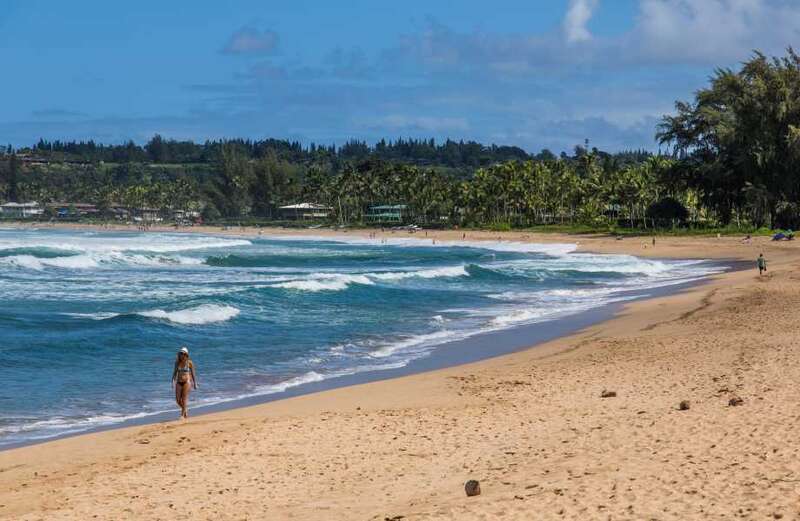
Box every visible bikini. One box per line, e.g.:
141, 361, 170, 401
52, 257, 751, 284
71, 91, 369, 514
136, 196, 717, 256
176, 364, 191, 385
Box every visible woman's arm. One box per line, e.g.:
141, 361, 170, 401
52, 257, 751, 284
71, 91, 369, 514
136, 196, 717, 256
171, 362, 177, 384
190, 362, 198, 389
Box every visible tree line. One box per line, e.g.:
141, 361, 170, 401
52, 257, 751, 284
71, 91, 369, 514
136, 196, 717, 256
2, 49, 800, 230
0, 146, 688, 228
13, 136, 536, 173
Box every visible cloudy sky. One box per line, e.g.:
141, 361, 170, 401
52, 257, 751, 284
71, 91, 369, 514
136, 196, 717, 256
1, 0, 798, 152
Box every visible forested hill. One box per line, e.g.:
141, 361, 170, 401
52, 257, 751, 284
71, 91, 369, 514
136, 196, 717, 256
12, 137, 538, 170
3, 49, 800, 231
10, 136, 650, 173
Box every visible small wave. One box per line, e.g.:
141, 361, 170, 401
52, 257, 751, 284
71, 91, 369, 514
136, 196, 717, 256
115, 253, 204, 267
230, 361, 408, 401
543, 254, 675, 275
370, 265, 468, 281
488, 287, 615, 301
370, 329, 467, 358
272, 274, 375, 292
252, 371, 326, 393
0, 234, 251, 254
0, 411, 157, 438
491, 308, 551, 327
205, 249, 383, 267
0, 251, 204, 270
62, 304, 240, 325
270, 266, 468, 292
138, 304, 240, 325
0, 254, 47, 270
63, 312, 122, 320
0, 254, 101, 270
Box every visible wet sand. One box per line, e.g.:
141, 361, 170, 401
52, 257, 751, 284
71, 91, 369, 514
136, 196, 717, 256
1, 226, 796, 520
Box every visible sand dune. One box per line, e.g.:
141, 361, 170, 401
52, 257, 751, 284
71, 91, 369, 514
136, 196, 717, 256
1, 230, 796, 520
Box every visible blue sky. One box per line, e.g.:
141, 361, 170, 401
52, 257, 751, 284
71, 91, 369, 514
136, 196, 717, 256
1, 0, 798, 152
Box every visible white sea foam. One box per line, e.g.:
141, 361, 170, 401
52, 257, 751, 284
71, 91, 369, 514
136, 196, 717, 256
63, 304, 240, 324
272, 274, 375, 292
232, 362, 408, 401
0, 254, 102, 270
370, 265, 468, 281
253, 371, 326, 393
0, 251, 206, 271
0, 411, 156, 437
490, 308, 550, 327
270, 265, 468, 292
369, 329, 469, 358
138, 304, 240, 325
0, 233, 251, 254
0, 254, 47, 270
113, 253, 204, 266
42, 255, 101, 269
257, 233, 578, 256
63, 311, 122, 320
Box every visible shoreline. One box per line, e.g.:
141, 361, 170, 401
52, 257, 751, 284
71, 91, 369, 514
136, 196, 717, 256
2, 224, 793, 519
0, 222, 737, 449
4, 219, 767, 260
0, 266, 733, 451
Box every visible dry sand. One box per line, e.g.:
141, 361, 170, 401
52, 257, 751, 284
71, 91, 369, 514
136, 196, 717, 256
1, 226, 797, 520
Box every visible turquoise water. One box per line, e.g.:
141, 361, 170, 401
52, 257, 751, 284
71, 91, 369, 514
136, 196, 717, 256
0, 228, 722, 445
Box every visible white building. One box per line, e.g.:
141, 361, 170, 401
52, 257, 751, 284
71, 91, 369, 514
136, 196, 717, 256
0, 202, 44, 218
279, 203, 332, 220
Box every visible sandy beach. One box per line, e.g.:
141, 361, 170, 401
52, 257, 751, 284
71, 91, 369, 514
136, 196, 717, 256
1, 226, 797, 520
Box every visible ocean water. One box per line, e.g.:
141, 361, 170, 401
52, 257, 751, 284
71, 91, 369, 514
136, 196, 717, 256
0, 228, 723, 446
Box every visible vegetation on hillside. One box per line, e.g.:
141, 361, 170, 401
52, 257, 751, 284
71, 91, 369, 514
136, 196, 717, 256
2, 50, 800, 231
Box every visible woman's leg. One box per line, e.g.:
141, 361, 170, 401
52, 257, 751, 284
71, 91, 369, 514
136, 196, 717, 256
175, 382, 183, 408
180, 382, 191, 418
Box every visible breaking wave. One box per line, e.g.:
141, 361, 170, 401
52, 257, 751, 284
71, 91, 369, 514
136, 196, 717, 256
269, 265, 470, 292
65, 304, 240, 325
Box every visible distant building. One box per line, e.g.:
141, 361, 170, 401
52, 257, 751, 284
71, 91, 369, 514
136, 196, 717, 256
105, 206, 127, 220
45, 202, 99, 218
132, 208, 162, 222
173, 209, 202, 223
278, 203, 332, 220
366, 204, 408, 224
0, 202, 44, 218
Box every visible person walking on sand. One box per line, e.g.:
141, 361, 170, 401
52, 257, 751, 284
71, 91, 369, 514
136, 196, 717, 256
171, 347, 197, 419
757, 253, 767, 275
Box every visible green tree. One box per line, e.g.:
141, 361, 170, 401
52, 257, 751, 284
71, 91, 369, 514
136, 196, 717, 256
658, 48, 800, 227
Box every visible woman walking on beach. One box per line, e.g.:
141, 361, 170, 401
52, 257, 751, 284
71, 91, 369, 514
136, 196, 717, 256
172, 347, 197, 419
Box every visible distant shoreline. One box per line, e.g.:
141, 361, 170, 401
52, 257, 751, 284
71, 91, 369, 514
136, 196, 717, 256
2, 219, 760, 260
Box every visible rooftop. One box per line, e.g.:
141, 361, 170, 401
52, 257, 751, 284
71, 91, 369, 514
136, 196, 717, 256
279, 203, 332, 210
1, 202, 41, 208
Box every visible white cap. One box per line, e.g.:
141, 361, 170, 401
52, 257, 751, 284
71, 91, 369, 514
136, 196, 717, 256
179, 347, 189, 354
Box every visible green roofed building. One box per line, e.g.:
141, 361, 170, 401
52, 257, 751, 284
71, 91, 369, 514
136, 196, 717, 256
366, 204, 408, 224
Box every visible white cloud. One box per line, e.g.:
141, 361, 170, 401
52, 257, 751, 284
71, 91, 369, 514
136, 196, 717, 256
633, 0, 800, 63
222, 26, 279, 55
361, 115, 470, 133
391, 0, 800, 74
564, 0, 599, 43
